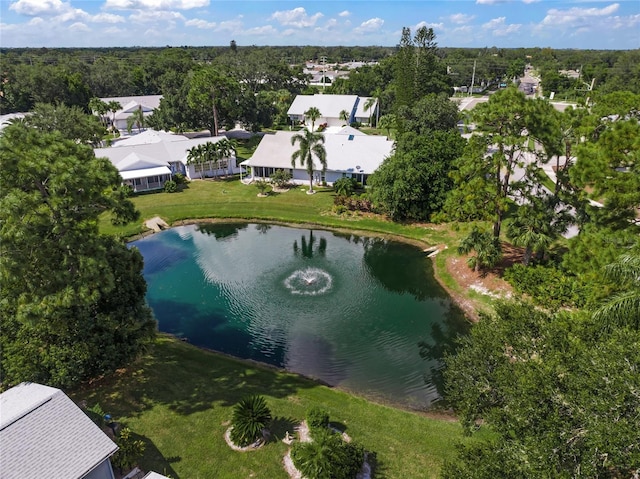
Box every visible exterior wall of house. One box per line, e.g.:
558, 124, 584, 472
124, 174, 171, 192
185, 156, 241, 180
82, 458, 116, 479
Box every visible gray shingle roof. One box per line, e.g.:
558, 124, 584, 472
0, 383, 118, 479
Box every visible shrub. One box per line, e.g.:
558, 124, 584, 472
271, 169, 292, 188
306, 406, 330, 430
333, 194, 372, 213
85, 403, 105, 428
112, 427, 146, 473
255, 180, 270, 195
163, 180, 177, 193
173, 172, 186, 185
333, 177, 358, 197
504, 264, 587, 309
292, 429, 365, 479
230, 395, 272, 447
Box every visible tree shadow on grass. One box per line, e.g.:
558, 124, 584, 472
269, 416, 298, 442
73, 298, 318, 419
119, 432, 180, 479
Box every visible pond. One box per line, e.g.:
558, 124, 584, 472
132, 223, 469, 409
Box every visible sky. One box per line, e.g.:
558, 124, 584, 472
0, 0, 638, 50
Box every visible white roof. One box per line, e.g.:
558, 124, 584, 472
100, 95, 162, 110
112, 130, 186, 147
95, 130, 230, 173
0, 382, 118, 479
287, 94, 359, 119
120, 165, 172, 180
243, 130, 394, 175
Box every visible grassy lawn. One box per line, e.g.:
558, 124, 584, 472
72, 335, 490, 479
101, 179, 458, 249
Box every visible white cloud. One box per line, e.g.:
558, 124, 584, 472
415, 21, 444, 30
476, 0, 510, 4
69, 22, 90, 32
338, 10, 350, 17
245, 25, 278, 36
483, 17, 521, 35
9, 0, 66, 16
354, 17, 384, 34
104, 0, 209, 9
522, 0, 539, 3
91, 13, 126, 23
270, 7, 323, 28
215, 19, 243, 32
449, 13, 475, 24
53, 8, 89, 23
27, 17, 44, 26
541, 3, 620, 26
185, 18, 216, 28
130, 10, 185, 23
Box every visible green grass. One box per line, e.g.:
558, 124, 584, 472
101, 179, 457, 248
71, 335, 490, 479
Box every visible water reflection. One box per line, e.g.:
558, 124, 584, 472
293, 230, 327, 258
363, 238, 446, 301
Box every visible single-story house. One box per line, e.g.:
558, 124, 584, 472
241, 126, 394, 186
95, 130, 241, 192
0, 382, 118, 479
287, 94, 379, 129
100, 95, 162, 134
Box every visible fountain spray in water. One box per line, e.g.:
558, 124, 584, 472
284, 267, 332, 295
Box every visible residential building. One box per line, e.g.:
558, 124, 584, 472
99, 95, 162, 134
287, 94, 379, 130
241, 126, 393, 186
95, 130, 241, 192
0, 382, 118, 479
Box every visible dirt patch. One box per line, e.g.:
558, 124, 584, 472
444, 242, 520, 321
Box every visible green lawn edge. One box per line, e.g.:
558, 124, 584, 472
71, 335, 490, 479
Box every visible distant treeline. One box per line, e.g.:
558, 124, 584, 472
1, 45, 638, 114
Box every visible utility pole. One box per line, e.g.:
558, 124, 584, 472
469, 59, 477, 97
320, 56, 327, 90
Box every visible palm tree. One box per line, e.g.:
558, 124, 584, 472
187, 144, 206, 179
89, 97, 109, 129
364, 97, 377, 127
339, 109, 350, 125
216, 138, 236, 175
377, 114, 395, 138
107, 100, 121, 135
230, 395, 272, 447
126, 105, 145, 133
458, 226, 502, 273
291, 129, 327, 194
304, 106, 321, 131
594, 250, 640, 331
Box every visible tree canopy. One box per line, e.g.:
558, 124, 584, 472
0, 122, 156, 388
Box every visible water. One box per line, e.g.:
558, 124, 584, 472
132, 223, 468, 409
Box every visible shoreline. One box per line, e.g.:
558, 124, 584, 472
131, 217, 477, 420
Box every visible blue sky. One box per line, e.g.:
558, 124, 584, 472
1, 0, 638, 49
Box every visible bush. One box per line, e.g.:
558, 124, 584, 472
306, 406, 330, 430
333, 194, 372, 213
173, 172, 186, 185
504, 264, 587, 309
270, 169, 292, 188
163, 180, 177, 193
292, 429, 365, 479
112, 427, 145, 473
333, 177, 359, 197
230, 395, 272, 447
255, 179, 270, 195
